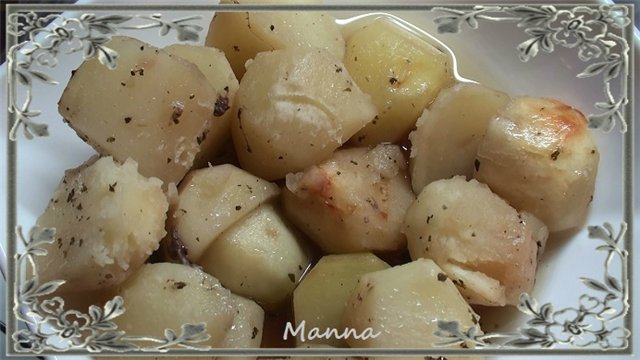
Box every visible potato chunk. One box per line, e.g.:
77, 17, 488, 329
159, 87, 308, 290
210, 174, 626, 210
113, 263, 236, 347
218, 294, 264, 357
164, 44, 239, 167
342, 259, 480, 348
474, 97, 599, 232
283, 144, 415, 253
199, 203, 310, 309
205, 0, 344, 78
403, 176, 548, 306
59, 36, 221, 186
34, 156, 167, 293
345, 17, 454, 145
409, 83, 509, 193
170, 164, 280, 261
293, 253, 389, 346
232, 48, 376, 180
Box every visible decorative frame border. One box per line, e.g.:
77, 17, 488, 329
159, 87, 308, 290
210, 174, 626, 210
4, 3, 635, 357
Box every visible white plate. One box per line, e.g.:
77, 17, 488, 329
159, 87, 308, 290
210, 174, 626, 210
1, 1, 638, 359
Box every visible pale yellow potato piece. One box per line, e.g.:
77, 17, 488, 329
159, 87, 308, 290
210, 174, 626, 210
283, 144, 415, 253
409, 82, 510, 193
113, 263, 235, 348
170, 164, 280, 261
438, 263, 506, 307
475, 97, 599, 232
164, 44, 239, 168
342, 259, 480, 348
293, 253, 389, 347
199, 203, 310, 310
205, 0, 344, 78
345, 17, 454, 145
59, 36, 219, 186
35, 156, 167, 293
403, 176, 548, 306
216, 294, 264, 360
232, 48, 376, 180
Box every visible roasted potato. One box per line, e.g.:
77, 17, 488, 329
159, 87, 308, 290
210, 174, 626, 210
34, 156, 167, 293
293, 253, 389, 346
409, 82, 509, 193
163, 44, 239, 168
342, 259, 480, 348
283, 144, 415, 253
404, 176, 549, 306
217, 293, 264, 359
345, 17, 454, 145
231, 48, 376, 180
113, 263, 236, 348
59, 36, 220, 186
169, 164, 280, 261
39, 7, 603, 355
199, 203, 310, 309
474, 97, 599, 232
205, 0, 344, 78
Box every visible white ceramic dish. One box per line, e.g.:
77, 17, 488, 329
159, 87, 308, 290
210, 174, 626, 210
1, 1, 638, 359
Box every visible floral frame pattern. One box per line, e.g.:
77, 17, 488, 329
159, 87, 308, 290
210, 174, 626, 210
4, 3, 635, 357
